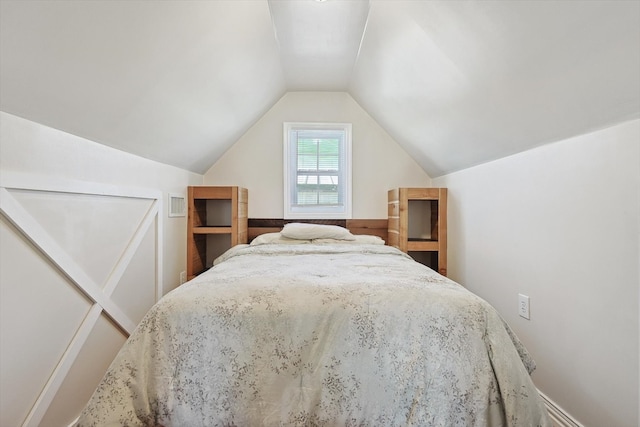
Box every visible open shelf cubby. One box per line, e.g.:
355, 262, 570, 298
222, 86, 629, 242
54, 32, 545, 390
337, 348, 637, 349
187, 186, 247, 280
388, 188, 447, 276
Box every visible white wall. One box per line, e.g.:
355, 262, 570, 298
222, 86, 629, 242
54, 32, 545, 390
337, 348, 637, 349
0, 112, 202, 426
203, 91, 431, 218
432, 119, 640, 427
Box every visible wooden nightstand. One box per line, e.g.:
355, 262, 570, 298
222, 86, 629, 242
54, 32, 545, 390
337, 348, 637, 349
388, 187, 447, 276
187, 186, 248, 280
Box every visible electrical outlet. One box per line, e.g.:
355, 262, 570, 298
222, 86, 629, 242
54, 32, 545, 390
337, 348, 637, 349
180, 271, 187, 284
518, 294, 530, 320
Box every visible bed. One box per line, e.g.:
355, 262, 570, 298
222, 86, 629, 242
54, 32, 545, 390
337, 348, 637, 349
77, 224, 551, 426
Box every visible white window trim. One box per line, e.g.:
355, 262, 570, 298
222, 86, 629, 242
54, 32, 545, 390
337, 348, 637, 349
283, 122, 352, 219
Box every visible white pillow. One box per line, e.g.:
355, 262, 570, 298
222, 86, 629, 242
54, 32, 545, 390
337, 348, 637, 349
313, 235, 385, 245
250, 232, 311, 246
281, 223, 356, 240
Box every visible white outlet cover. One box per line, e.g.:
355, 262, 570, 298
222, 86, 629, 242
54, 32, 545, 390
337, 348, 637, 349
518, 294, 530, 320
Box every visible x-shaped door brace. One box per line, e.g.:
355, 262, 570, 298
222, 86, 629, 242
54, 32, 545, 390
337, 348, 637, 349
0, 173, 163, 427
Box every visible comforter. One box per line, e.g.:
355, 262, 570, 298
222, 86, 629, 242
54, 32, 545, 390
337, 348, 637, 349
77, 244, 551, 426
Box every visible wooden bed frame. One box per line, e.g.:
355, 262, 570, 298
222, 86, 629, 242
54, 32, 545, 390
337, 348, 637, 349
247, 218, 389, 243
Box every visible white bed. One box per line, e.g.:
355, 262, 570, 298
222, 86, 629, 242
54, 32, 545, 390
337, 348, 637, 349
77, 232, 551, 426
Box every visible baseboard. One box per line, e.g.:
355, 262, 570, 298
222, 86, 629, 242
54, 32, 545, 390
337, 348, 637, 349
539, 390, 584, 427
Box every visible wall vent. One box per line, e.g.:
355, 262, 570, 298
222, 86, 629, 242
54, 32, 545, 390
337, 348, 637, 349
168, 193, 186, 217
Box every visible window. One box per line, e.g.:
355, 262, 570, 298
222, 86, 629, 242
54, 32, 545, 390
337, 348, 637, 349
284, 122, 352, 219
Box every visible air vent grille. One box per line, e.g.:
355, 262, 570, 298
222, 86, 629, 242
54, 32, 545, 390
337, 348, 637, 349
168, 193, 186, 217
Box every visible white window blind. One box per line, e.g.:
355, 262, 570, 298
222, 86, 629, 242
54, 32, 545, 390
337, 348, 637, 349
284, 123, 352, 219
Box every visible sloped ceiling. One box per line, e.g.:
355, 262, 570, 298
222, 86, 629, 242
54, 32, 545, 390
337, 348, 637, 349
1, 0, 638, 177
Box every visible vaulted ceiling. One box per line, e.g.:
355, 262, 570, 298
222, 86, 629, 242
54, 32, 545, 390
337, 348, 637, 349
1, 0, 638, 177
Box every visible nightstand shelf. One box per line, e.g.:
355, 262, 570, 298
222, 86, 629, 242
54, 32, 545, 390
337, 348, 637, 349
388, 188, 447, 276
187, 186, 248, 280
192, 226, 235, 234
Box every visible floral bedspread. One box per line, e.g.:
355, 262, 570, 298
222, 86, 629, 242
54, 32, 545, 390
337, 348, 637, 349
77, 244, 551, 427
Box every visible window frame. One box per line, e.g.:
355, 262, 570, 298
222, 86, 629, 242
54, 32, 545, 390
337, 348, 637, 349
283, 122, 352, 219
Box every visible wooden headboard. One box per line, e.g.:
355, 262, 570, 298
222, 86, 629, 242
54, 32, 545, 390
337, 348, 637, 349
248, 219, 388, 243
